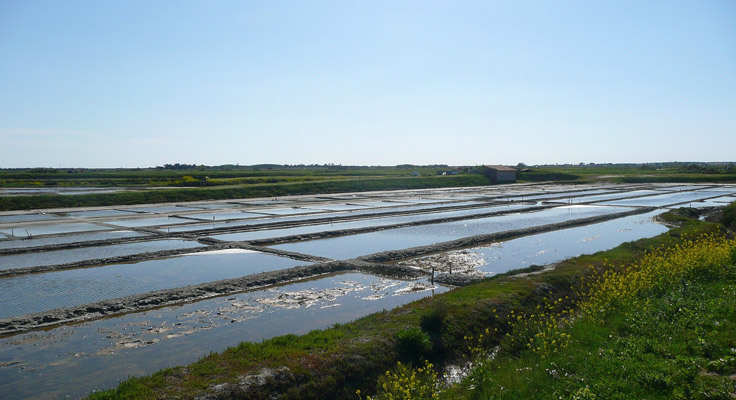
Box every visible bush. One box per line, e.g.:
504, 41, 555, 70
395, 328, 432, 362
419, 303, 446, 334
722, 202, 736, 230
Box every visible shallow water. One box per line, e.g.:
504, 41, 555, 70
559, 190, 663, 204
183, 211, 268, 221
0, 230, 147, 250
58, 209, 139, 218
651, 185, 716, 191
187, 203, 248, 210
104, 216, 193, 228
503, 188, 613, 202
668, 196, 736, 208
0, 239, 204, 270
0, 223, 109, 237
271, 205, 622, 260
0, 273, 446, 400
389, 198, 447, 204
303, 203, 375, 211
0, 250, 304, 319
164, 201, 501, 233
0, 213, 64, 224
405, 210, 668, 275
600, 191, 723, 207
247, 207, 325, 216
210, 204, 528, 242
119, 205, 203, 214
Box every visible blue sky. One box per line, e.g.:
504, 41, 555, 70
1, 1, 734, 167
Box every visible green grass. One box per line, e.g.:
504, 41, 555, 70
85, 208, 731, 399
518, 166, 736, 184
445, 262, 736, 400
0, 174, 491, 211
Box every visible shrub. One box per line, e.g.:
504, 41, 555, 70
723, 202, 736, 230
395, 328, 432, 362
419, 303, 446, 334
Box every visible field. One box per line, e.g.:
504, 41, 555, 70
2, 163, 735, 211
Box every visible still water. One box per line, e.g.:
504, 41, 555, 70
271, 205, 621, 260
0, 250, 304, 319
0, 239, 204, 270
0, 273, 445, 399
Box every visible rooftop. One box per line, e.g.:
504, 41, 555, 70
483, 165, 517, 172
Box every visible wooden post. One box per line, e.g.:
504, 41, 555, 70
431, 266, 435, 285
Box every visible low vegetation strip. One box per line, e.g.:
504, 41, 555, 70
370, 232, 736, 399
85, 207, 732, 399
0, 175, 491, 211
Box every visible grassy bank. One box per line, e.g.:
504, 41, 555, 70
447, 240, 736, 399
0, 175, 490, 211
87, 208, 731, 399
518, 166, 736, 184
0, 166, 455, 188
371, 226, 736, 399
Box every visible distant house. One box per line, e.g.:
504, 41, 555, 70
436, 169, 460, 176
410, 171, 420, 176
482, 165, 517, 183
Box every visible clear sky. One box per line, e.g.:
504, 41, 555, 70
1, 1, 734, 168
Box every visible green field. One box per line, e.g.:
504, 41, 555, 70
2, 163, 735, 211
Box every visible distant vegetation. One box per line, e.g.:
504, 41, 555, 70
519, 162, 736, 184
2, 162, 735, 211
0, 175, 490, 211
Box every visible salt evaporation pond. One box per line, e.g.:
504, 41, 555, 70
104, 216, 194, 228
0, 239, 204, 270
405, 210, 668, 275
184, 211, 268, 221
0, 273, 445, 400
188, 203, 248, 210
165, 201, 509, 233
0, 213, 64, 223
600, 191, 724, 207
271, 205, 622, 260
209, 204, 529, 242
555, 189, 663, 204
120, 205, 202, 214
651, 185, 716, 191
0, 230, 148, 250
0, 184, 729, 399
59, 209, 138, 218
303, 203, 375, 211
667, 196, 736, 208
0, 222, 109, 237
503, 188, 613, 201
248, 207, 324, 216
0, 250, 304, 319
